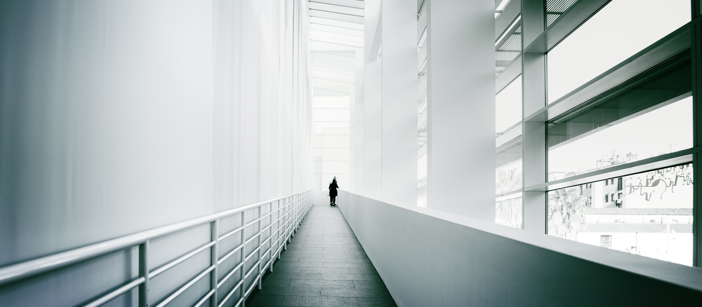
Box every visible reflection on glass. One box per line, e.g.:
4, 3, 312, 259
547, 0, 690, 103
496, 197, 522, 229
548, 96, 692, 181
495, 75, 522, 133
548, 164, 693, 266
496, 160, 522, 194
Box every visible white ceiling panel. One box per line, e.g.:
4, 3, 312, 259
310, 0, 364, 9
309, 17, 364, 30
310, 24, 363, 37
309, 10, 364, 24
309, 2, 364, 16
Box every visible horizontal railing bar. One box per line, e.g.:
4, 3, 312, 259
217, 262, 244, 289
244, 260, 259, 280
260, 236, 272, 249
261, 223, 275, 235
244, 233, 261, 246
217, 244, 244, 266
150, 241, 215, 278
218, 279, 244, 307
244, 246, 261, 263
84, 277, 145, 307
244, 219, 260, 229
218, 225, 244, 242
193, 289, 215, 307
155, 265, 215, 307
0, 190, 311, 287
244, 279, 258, 298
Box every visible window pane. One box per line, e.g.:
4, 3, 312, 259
547, 164, 693, 266
417, 154, 427, 181
314, 122, 349, 134
496, 197, 522, 229
549, 96, 692, 181
548, 58, 692, 181
495, 75, 522, 133
496, 139, 522, 194
496, 160, 522, 194
495, 23, 522, 77
314, 96, 350, 109
314, 109, 349, 121
547, 0, 690, 104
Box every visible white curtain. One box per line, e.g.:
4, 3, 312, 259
213, 0, 312, 211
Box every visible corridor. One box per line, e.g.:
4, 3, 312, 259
246, 193, 396, 307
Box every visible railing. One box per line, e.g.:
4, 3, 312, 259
0, 190, 313, 307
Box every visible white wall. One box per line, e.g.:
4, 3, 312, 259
426, 0, 496, 220
338, 190, 702, 306
0, 0, 311, 305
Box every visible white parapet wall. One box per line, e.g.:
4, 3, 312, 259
337, 190, 702, 306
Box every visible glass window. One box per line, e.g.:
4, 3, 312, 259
496, 139, 522, 194
547, 0, 690, 104
496, 160, 522, 194
314, 109, 349, 122
548, 164, 693, 266
495, 75, 522, 133
495, 24, 522, 77
496, 197, 523, 229
548, 56, 692, 181
549, 95, 692, 181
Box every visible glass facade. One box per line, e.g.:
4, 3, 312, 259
548, 164, 693, 266
493, 0, 699, 265
547, 0, 690, 104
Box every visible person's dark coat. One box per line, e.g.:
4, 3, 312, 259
329, 180, 339, 197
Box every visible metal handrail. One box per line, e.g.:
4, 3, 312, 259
0, 189, 314, 307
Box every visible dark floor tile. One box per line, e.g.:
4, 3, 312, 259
247, 198, 396, 307
289, 279, 354, 289
247, 294, 284, 307
321, 288, 392, 298
356, 296, 398, 307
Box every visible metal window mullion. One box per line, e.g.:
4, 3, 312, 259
691, 0, 702, 267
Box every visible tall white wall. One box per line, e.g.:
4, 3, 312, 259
379, 0, 418, 206
426, 0, 495, 220
363, 0, 383, 198
0, 0, 311, 305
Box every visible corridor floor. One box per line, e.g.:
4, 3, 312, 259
245, 192, 397, 307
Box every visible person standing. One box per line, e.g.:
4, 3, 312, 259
329, 176, 339, 206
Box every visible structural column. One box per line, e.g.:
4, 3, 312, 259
521, 0, 547, 234
379, 0, 418, 206
363, 0, 382, 198
426, 0, 495, 220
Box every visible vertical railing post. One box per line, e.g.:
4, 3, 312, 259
285, 198, 290, 248
139, 240, 149, 307
277, 199, 283, 260
241, 210, 246, 306
270, 201, 275, 273
257, 205, 262, 290
210, 219, 219, 307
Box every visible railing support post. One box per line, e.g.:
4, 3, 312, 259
241, 210, 246, 306
139, 240, 149, 307
257, 206, 262, 291
210, 220, 219, 307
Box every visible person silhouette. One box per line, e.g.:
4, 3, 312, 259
329, 176, 339, 206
